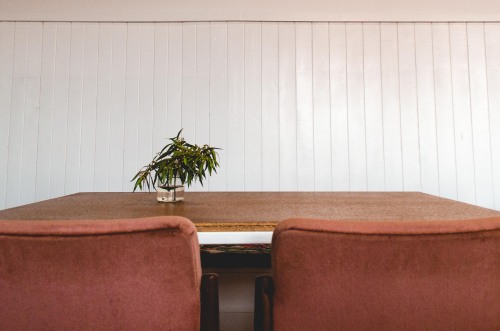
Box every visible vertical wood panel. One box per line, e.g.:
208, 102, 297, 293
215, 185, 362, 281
152, 24, 168, 159
182, 23, 197, 143
0, 23, 15, 209
79, 23, 99, 192
136, 23, 155, 176
278, 22, 297, 191
261, 22, 280, 191
244, 22, 262, 191
432, 23, 458, 199
6, 23, 28, 207
380, 23, 403, 191
209, 22, 228, 190
485, 23, 500, 210
108, 23, 127, 191
345, 23, 367, 190
35, 23, 57, 201
122, 24, 141, 191
49, 23, 71, 198
296, 23, 315, 191
449, 23, 476, 204
398, 23, 421, 191
414, 23, 440, 195
312, 23, 332, 191
166, 23, 183, 138
194, 22, 210, 146
19, 23, 42, 205
363, 23, 385, 190
194, 22, 210, 191
329, 23, 350, 190
94, 23, 113, 191
467, 23, 495, 208
64, 23, 85, 195
226, 22, 245, 190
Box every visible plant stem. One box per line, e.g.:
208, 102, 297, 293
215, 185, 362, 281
173, 176, 177, 201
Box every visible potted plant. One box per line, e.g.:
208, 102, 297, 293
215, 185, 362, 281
132, 129, 220, 202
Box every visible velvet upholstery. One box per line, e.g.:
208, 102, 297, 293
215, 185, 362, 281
263, 217, 500, 331
0, 216, 207, 331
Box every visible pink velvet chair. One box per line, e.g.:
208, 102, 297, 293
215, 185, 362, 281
0, 216, 219, 331
254, 217, 500, 331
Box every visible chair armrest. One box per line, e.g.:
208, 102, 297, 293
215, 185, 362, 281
254, 274, 274, 331
201, 273, 220, 331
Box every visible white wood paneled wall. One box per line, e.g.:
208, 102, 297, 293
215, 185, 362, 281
1, 22, 499, 210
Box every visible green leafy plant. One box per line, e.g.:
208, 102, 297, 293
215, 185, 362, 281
132, 129, 220, 192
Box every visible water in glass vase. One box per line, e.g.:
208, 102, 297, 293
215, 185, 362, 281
156, 179, 185, 203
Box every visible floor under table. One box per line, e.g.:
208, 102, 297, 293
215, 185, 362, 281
201, 245, 271, 331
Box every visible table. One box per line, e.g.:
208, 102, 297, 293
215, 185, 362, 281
1, 192, 499, 244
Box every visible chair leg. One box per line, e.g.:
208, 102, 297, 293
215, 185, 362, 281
254, 274, 274, 331
201, 273, 220, 331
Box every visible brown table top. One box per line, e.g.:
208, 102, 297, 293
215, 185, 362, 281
0, 192, 499, 232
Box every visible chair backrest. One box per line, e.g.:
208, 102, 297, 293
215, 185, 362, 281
271, 217, 500, 331
0, 216, 202, 331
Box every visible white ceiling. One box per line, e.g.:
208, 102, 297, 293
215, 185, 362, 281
0, 0, 499, 21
